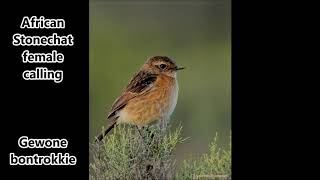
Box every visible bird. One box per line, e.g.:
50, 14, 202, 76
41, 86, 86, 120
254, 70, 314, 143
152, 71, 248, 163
95, 56, 184, 142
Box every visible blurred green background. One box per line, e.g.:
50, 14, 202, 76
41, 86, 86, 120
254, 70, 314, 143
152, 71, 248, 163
90, 0, 230, 164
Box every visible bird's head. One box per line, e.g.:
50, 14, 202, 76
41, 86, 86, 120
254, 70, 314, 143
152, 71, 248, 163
142, 56, 184, 77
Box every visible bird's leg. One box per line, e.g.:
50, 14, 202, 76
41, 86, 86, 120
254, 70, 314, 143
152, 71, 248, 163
136, 126, 144, 138
136, 126, 147, 146
159, 116, 168, 131
155, 117, 168, 145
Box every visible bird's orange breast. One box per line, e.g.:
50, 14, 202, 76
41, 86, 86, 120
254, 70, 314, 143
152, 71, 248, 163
118, 74, 178, 128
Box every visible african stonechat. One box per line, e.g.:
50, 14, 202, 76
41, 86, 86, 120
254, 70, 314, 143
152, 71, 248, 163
96, 56, 184, 142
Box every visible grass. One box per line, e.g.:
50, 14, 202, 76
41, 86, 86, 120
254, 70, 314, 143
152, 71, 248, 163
176, 133, 231, 180
89, 125, 231, 180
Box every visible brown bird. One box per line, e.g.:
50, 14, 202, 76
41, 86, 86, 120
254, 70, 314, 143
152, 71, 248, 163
95, 56, 184, 142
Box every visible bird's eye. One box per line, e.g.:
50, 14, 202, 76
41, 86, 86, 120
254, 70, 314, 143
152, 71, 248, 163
159, 64, 167, 69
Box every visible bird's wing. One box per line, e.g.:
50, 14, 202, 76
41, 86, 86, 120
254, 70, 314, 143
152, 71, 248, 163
107, 71, 157, 120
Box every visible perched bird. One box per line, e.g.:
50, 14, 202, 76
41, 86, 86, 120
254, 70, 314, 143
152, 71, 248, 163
95, 56, 184, 142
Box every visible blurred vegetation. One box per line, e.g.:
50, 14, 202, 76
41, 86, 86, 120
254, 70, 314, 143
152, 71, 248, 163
176, 133, 231, 180
89, 125, 186, 179
90, 0, 231, 166
89, 125, 231, 179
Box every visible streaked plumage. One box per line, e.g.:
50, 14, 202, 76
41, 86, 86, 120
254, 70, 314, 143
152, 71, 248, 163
96, 56, 184, 142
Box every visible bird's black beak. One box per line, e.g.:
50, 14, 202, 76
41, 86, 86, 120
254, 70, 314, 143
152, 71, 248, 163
175, 66, 185, 71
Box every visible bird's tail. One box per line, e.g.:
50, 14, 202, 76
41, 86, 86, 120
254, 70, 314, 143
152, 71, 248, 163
95, 120, 117, 143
